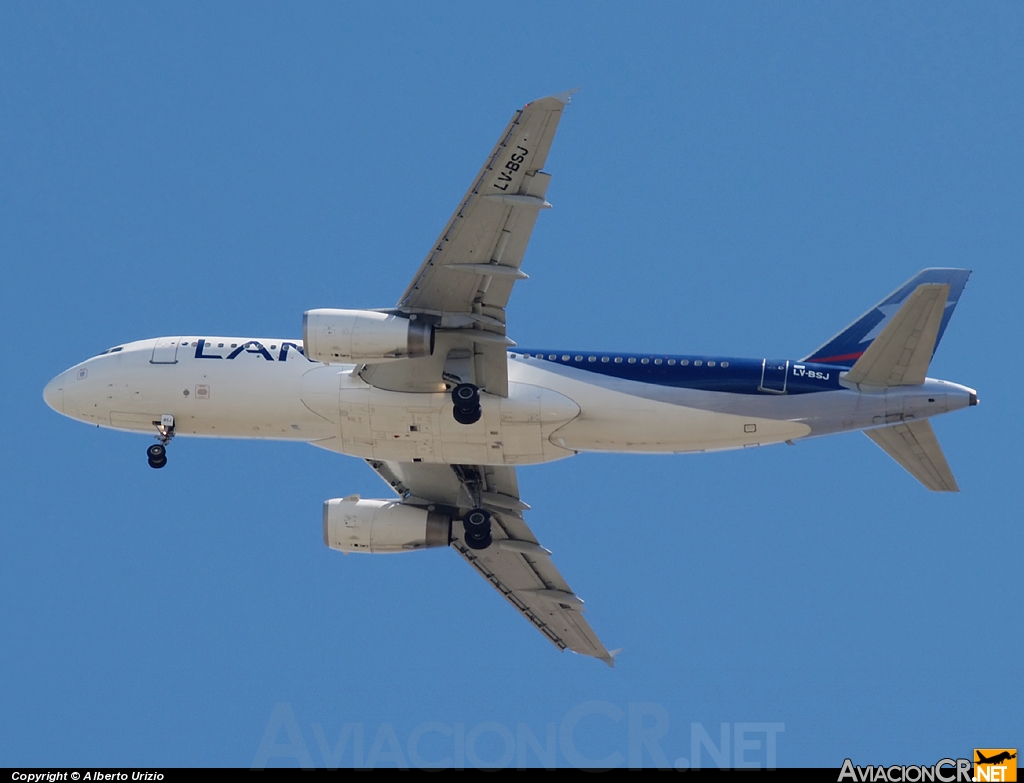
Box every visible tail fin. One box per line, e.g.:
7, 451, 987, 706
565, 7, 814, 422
843, 283, 948, 387
803, 269, 971, 366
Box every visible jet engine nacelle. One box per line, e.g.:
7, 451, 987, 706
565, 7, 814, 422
323, 497, 451, 554
303, 309, 434, 364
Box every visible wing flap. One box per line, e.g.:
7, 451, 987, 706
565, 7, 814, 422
864, 419, 959, 492
365, 459, 615, 664
398, 95, 569, 315
364, 94, 571, 397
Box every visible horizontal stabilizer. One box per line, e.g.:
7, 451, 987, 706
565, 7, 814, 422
843, 284, 949, 388
864, 420, 959, 492
804, 268, 970, 366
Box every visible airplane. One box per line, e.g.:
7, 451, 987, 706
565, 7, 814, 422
43, 91, 978, 666
976, 751, 1016, 765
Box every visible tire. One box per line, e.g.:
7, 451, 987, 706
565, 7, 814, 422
464, 509, 491, 532
452, 405, 481, 425
452, 383, 479, 409
148, 455, 167, 469
465, 531, 492, 550
147, 444, 166, 460
463, 508, 491, 550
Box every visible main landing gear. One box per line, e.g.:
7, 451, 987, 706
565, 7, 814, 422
451, 383, 481, 425
147, 414, 175, 469
463, 508, 492, 550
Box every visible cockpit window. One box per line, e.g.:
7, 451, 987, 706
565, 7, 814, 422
96, 346, 124, 356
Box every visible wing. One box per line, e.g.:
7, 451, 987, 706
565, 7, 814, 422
366, 458, 617, 665
361, 91, 574, 397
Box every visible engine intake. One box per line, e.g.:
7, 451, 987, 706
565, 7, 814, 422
303, 309, 434, 364
323, 497, 451, 554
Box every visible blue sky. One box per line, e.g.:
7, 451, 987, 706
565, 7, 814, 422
2, 1, 1021, 768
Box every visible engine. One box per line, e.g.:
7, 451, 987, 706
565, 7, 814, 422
302, 309, 433, 364
323, 497, 451, 554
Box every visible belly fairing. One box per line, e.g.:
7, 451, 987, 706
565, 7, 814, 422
308, 374, 580, 465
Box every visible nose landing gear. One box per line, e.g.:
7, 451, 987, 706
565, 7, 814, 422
451, 383, 482, 425
148, 414, 175, 469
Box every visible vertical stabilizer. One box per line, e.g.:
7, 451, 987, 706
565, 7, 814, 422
842, 283, 949, 387
804, 269, 970, 367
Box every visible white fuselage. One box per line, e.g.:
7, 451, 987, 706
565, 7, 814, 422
44, 336, 976, 466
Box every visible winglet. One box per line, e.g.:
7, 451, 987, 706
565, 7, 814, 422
526, 88, 579, 109
602, 648, 623, 668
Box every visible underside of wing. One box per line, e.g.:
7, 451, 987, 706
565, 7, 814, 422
365, 458, 617, 665
361, 92, 574, 398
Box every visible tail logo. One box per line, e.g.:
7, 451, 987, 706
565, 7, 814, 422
803, 268, 971, 367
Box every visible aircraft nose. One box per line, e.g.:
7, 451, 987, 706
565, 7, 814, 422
43, 372, 65, 414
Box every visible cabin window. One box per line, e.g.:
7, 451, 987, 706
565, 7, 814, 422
588, 356, 596, 362
668, 359, 676, 365
641, 358, 649, 364
601, 356, 610, 363
627, 357, 636, 364
721, 361, 729, 367
654, 358, 662, 365
694, 360, 702, 366
707, 360, 715, 367
549, 354, 556, 360
680, 359, 689, 366
575, 355, 583, 361
614, 357, 623, 363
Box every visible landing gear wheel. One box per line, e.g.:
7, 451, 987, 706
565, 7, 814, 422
451, 383, 481, 425
463, 508, 492, 550
453, 405, 481, 425
147, 443, 167, 469
452, 383, 480, 408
